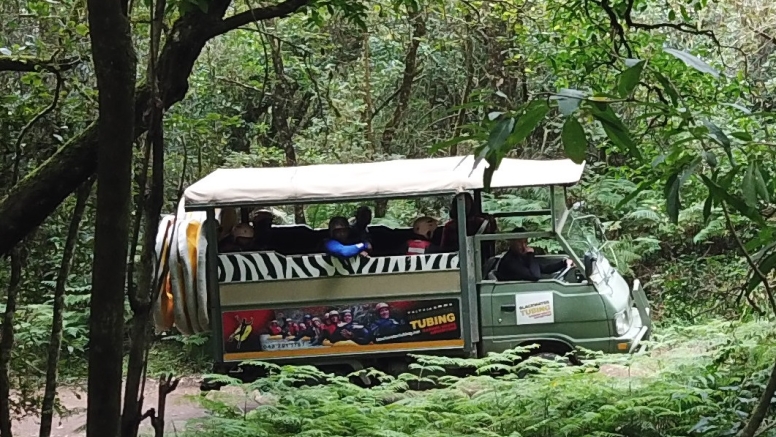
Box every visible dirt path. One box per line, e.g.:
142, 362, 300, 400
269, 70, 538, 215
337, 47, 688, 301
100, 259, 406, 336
12, 377, 212, 437
12, 358, 678, 437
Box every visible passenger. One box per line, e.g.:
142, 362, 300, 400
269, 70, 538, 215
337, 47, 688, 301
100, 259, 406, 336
405, 216, 440, 255
349, 206, 373, 245
293, 315, 316, 341
309, 317, 327, 346
282, 318, 297, 337
368, 302, 402, 339
219, 223, 255, 252
217, 207, 238, 245
332, 309, 370, 345
250, 209, 275, 251
440, 192, 496, 252
268, 320, 282, 336
324, 216, 371, 259
325, 310, 340, 335
495, 227, 574, 282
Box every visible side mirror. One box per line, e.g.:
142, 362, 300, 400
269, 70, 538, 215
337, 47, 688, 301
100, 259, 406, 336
584, 252, 596, 278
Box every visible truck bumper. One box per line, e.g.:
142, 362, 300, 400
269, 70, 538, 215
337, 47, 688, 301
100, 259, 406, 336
615, 279, 653, 354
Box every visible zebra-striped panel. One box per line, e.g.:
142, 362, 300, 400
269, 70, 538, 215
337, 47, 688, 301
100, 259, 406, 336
217, 252, 459, 283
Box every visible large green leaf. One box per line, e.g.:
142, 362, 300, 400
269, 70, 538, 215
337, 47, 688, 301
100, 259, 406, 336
652, 71, 679, 106
590, 105, 643, 161
663, 47, 720, 78
506, 100, 550, 144
561, 117, 587, 163
743, 161, 758, 208
430, 134, 484, 153
701, 175, 765, 225
617, 60, 645, 98
487, 117, 515, 151
475, 117, 515, 169
703, 120, 730, 147
702, 194, 713, 223
553, 88, 587, 117
664, 173, 681, 224
703, 120, 735, 167
754, 162, 770, 203
746, 251, 776, 292
702, 150, 718, 168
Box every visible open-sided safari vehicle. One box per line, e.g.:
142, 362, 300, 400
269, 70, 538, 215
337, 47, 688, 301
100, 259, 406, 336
152, 156, 652, 389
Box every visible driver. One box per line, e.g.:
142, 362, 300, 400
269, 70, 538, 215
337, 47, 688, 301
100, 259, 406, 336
495, 227, 574, 282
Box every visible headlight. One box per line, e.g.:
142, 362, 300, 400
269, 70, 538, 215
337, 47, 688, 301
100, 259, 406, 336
614, 310, 630, 335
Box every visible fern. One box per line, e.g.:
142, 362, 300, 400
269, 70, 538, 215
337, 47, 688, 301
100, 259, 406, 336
183, 320, 776, 437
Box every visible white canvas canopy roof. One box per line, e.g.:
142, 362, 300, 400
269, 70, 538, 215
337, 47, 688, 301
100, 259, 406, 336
183, 155, 585, 209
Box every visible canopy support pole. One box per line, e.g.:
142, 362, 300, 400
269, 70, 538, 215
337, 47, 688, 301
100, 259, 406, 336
205, 208, 223, 363
456, 193, 478, 357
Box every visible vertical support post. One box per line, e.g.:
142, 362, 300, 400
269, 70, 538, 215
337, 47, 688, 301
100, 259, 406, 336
205, 208, 223, 364
456, 192, 478, 356
240, 207, 249, 224
550, 186, 557, 234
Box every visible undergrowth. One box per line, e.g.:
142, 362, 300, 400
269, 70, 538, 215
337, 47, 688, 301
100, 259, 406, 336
183, 320, 776, 437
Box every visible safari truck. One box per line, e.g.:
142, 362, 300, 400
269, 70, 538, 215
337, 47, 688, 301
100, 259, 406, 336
151, 156, 652, 389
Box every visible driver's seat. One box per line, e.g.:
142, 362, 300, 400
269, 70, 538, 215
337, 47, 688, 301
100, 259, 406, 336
482, 254, 504, 280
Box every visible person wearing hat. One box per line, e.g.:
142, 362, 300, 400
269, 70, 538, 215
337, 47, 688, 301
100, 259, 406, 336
334, 309, 371, 345
368, 302, 403, 340
495, 226, 573, 282
293, 314, 317, 341
324, 310, 340, 335
404, 216, 440, 255
219, 223, 255, 252
324, 216, 371, 259
348, 206, 373, 246
251, 209, 276, 251
268, 319, 282, 336
282, 317, 298, 337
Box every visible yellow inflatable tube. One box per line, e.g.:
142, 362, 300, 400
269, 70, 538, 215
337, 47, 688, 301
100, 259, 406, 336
153, 201, 222, 335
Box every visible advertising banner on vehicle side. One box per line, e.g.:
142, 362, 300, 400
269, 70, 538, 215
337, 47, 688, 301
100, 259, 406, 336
221, 298, 463, 360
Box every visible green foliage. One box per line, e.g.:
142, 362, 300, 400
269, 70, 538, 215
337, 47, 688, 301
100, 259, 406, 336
186, 320, 776, 437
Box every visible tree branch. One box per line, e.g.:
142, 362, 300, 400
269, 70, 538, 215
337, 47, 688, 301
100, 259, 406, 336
12, 72, 64, 189
211, 0, 311, 38
0, 56, 81, 73
721, 203, 776, 315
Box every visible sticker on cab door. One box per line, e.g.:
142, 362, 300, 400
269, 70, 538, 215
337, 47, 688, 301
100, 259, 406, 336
516, 292, 555, 325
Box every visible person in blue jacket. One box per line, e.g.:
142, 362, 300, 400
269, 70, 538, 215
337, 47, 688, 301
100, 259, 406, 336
324, 216, 371, 258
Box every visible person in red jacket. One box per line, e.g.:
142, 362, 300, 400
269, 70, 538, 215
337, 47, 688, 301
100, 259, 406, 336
405, 217, 440, 255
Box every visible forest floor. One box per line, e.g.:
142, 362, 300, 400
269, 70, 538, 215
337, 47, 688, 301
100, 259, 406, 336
10, 356, 676, 437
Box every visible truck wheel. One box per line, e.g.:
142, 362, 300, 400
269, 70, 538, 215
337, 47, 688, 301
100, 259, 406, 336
200, 377, 226, 393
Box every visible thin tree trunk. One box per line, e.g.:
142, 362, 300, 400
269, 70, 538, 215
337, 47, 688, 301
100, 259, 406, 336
85, 0, 137, 435
737, 356, 776, 437
121, 0, 167, 433
374, 9, 425, 218
361, 31, 377, 156
39, 178, 94, 437
0, 249, 22, 437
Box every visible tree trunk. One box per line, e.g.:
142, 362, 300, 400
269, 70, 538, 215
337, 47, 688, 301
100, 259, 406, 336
39, 178, 94, 437
0, 0, 312, 257
374, 10, 425, 219
85, 0, 137, 435
121, 0, 167, 432
0, 249, 22, 437
737, 357, 776, 437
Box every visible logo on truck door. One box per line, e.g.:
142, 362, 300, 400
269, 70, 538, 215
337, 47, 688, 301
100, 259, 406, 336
516, 292, 555, 325
220, 298, 463, 360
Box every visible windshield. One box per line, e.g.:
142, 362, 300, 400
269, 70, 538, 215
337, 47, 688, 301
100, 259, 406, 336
561, 211, 605, 260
